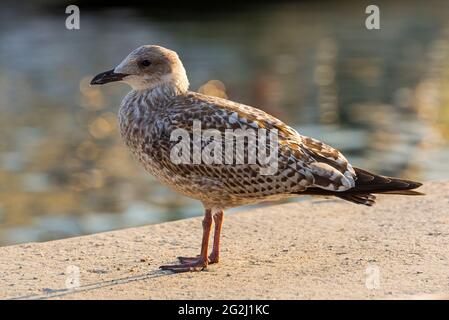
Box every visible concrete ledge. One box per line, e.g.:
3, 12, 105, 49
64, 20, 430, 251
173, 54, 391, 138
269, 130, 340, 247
1, 182, 448, 299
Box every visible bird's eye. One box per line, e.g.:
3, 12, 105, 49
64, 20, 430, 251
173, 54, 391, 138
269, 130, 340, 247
141, 60, 152, 67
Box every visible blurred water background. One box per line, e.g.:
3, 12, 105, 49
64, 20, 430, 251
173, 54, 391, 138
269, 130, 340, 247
1, 0, 449, 246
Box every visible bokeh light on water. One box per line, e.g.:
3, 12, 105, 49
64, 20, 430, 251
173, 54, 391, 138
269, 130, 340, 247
1, 0, 449, 245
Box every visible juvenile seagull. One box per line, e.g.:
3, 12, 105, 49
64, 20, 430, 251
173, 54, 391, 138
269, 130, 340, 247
91, 45, 423, 273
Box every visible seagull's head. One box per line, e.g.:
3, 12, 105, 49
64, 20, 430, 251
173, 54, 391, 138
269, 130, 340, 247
90, 45, 189, 92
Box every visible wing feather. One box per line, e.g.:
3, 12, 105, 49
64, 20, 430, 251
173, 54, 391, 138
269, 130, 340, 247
156, 92, 356, 198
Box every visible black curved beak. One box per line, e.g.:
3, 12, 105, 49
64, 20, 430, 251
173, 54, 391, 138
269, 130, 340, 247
90, 69, 128, 85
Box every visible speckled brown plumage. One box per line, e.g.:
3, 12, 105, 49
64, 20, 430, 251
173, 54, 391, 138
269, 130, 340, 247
118, 89, 359, 209
91, 45, 423, 273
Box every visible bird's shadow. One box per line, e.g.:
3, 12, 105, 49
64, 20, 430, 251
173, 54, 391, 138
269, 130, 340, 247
7, 269, 174, 300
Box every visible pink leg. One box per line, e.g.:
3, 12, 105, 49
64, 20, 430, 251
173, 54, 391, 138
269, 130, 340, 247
160, 209, 212, 273
208, 210, 224, 264
178, 209, 224, 265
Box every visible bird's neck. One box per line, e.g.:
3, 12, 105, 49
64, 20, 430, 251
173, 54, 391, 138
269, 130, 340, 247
128, 83, 182, 109
134, 73, 189, 107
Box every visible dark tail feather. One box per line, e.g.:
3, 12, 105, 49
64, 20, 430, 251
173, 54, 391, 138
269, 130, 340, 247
343, 167, 423, 194
338, 193, 377, 206
380, 190, 424, 196
301, 167, 424, 206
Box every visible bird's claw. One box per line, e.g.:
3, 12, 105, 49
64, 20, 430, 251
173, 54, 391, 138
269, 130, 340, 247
178, 254, 219, 265
208, 253, 219, 264
159, 257, 208, 273
177, 256, 200, 264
